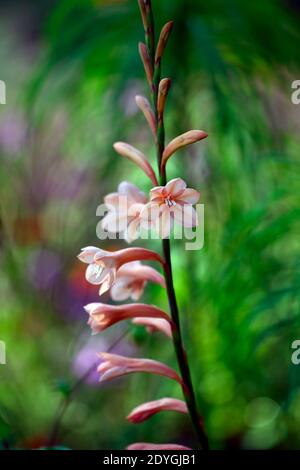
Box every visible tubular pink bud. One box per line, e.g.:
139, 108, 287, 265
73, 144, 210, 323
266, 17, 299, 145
84, 303, 172, 334
155, 21, 174, 64
161, 130, 208, 170
157, 78, 171, 120
127, 398, 188, 424
135, 95, 157, 139
113, 142, 158, 185
97, 353, 183, 386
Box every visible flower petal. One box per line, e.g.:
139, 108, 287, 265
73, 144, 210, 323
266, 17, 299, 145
85, 264, 106, 285
99, 269, 116, 296
177, 188, 200, 205
77, 246, 101, 264
118, 181, 147, 204
110, 277, 133, 301
165, 178, 186, 197
124, 217, 141, 243
159, 207, 172, 238
181, 205, 198, 228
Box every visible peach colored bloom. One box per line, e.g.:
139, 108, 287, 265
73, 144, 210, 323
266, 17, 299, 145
127, 398, 188, 424
84, 303, 172, 334
127, 443, 192, 450
141, 178, 200, 238
132, 317, 172, 338
110, 261, 165, 301
101, 182, 147, 243
78, 246, 164, 296
97, 353, 182, 385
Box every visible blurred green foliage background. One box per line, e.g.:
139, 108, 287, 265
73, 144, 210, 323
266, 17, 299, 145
1, 0, 300, 450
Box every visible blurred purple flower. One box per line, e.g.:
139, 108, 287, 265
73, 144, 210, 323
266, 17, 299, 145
72, 333, 137, 386
0, 111, 27, 155
27, 248, 62, 290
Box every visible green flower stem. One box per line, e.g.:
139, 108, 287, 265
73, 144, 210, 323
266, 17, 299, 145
141, 1, 210, 451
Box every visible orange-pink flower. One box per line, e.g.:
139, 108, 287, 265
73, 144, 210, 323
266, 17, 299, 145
141, 178, 200, 238
132, 317, 172, 338
127, 443, 192, 450
97, 353, 182, 385
110, 261, 165, 301
127, 398, 188, 424
84, 303, 172, 334
78, 246, 164, 296
101, 182, 147, 242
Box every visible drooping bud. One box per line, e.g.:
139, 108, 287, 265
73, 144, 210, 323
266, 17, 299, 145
135, 95, 156, 139
157, 78, 171, 120
113, 142, 158, 185
155, 21, 174, 64
161, 130, 208, 169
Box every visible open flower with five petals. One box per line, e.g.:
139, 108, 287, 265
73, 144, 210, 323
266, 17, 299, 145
141, 178, 200, 238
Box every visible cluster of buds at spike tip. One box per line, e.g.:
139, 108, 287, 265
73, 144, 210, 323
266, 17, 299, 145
77, 0, 210, 451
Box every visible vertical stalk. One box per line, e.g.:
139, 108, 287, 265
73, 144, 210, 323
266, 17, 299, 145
139, 0, 209, 450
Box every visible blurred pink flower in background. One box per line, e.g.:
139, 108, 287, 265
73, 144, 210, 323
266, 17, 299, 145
102, 182, 147, 242
72, 334, 136, 386
0, 111, 27, 155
